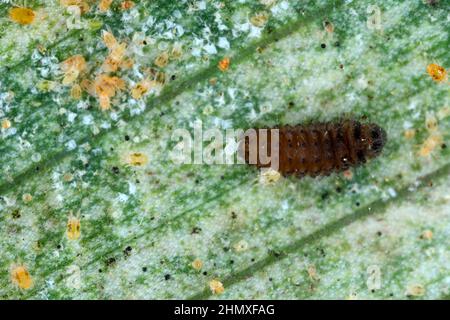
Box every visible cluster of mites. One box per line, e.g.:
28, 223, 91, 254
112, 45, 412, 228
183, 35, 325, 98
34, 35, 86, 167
241, 119, 387, 177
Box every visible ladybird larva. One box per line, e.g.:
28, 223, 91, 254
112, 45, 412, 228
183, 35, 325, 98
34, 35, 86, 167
240, 119, 387, 177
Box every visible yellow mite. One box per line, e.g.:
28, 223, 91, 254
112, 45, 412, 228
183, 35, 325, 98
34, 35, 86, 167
60, 55, 86, 85
60, 0, 90, 14
218, 57, 230, 72
127, 152, 149, 166
67, 216, 81, 240
99, 0, 113, 12
154, 52, 169, 68
101, 31, 128, 72
9, 7, 35, 25
94, 74, 125, 110
1, 119, 11, 129
71, 84, 82, 100
418, 133, 443, 157
427, 63, 447, 82
250, 11, 269, 28
131, 79, 156, 100
209, 279, 225, 295
11, 265, 33, 290
120, 1, 135, 10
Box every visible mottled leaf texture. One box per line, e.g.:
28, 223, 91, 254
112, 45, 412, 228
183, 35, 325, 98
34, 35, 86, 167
0, 0, 449, 299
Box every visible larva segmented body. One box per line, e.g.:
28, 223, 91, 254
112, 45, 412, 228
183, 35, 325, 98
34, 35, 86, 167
241, 120, 387, 177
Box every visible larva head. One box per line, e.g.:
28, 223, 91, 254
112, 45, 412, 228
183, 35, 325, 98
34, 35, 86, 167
364, 123, 387, 158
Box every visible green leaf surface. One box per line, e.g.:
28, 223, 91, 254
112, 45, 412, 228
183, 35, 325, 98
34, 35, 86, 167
0, 0, 449, 299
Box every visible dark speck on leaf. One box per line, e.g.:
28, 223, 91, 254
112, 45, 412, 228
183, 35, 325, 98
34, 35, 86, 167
106, 257, 116, 266
321, 43, 326, 49
142, 267, 147, 272
112, 166, 120, 174
12, 209, 21, 219
191, 227, 202, 234
164, 274, 171, 280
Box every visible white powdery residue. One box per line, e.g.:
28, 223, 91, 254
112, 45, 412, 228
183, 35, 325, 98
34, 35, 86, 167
145, 15, 155, 27
214, 93, 226, 106
403, 121, 413, 129
271, 0, 289, 15
191, 47, 202, 57
387, 188, 397, 198
137, 99, 146, 111
408, 100, 418, 110
65, 265, 82, 290
173, 10, 182, 19
281, 200, 289, 211
129, 182, 137, 195
217, 37, 230, 50
2, 127, 16, 137
191, 37, 205, 57
110, 112, 118, 121
117, 193, 129, 203
66, 140, 77, 151
82, 115, 93, 125
101, 121, 111, 129
2, 195, 17, 207
76, 100, 89, 110
203, 43, 218, 55
67, 112, 77, 123
176, 25, 185, 37
130, 108, 143, 116
92, 148, 102, 155
31, 49, 42, 62
356, 75, 369, 89
366, 265, 382, 291
236, 22, 250, 34
55, 193, 64, 204
214, 12, 228, 31
31, 153, 41, 162
197, 0, 207, 10
227, 88, 237, 100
